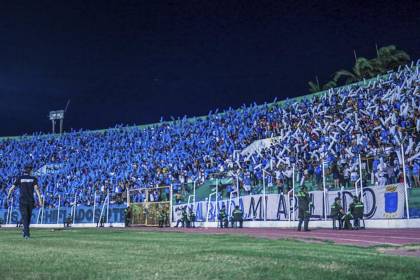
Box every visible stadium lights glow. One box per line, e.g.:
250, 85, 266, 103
49, 110, 65, 120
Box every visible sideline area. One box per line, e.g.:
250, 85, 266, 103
1, 228, 420, 279
134, 227, 420, 247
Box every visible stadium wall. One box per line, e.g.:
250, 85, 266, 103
2, 185, 419, 228
172, 184, 408, 222
184, 219, 420, 229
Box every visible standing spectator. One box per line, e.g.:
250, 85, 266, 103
343, 165, 351, 189
243, 172, 252, 194
350, 167, 359, 189
386, 162, 396, 184
413, 160, 420, 188
284, 166, 293, 190
175, 192, 182, 204
315, 165, 322, 190
331, 163, 340, 189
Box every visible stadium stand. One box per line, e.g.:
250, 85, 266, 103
0, 61, 419, 210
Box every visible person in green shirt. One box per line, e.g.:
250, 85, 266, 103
218, 205, 228, 228
349, 196, 364, 230
231, 205, 243, 228
297, 185, 311, 232
181, 206, 189, 228
158, 208, 166, 227
124, 205, 132, 227
189, 208, 196, 228
330, 197, 344, 230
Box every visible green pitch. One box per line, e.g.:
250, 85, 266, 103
0, 228, 419, 280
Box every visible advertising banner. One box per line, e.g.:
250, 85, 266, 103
0, 205, 126, 225
172, 184, 406, 222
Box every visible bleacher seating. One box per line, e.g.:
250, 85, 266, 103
0, 61, 419, 208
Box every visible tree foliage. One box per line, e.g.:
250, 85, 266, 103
308, 45, 410, 93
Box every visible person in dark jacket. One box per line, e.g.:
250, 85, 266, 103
7, 165, 43, 239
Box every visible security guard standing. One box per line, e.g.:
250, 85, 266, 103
330, 197, 344, 230
181, 206, 189, 228
163, 207, 169, 227
175, 208, 183, 227
158, 208, 166, 228
7, 164, 43, 239
124, 205, 132, 227
65, 214, 73, 228
349, 196, 364, 230
99, 215, 106, 227
218, 205, 228, 228
296, 185, 311, 232
189, 208, 196, 228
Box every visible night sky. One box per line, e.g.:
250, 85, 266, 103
0, 1, 419, 136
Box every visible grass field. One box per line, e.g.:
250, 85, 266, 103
0, 228, 419, 280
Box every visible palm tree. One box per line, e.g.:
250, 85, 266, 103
354, 57, 376, 78
373, 45, 410, 74
307, 45, 410, 92
334, 57, 375, 85
322, 80, 337, 90
308, 76, 321, 93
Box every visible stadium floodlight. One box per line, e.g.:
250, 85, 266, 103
49, 110, 65, 134
48, 100, 70, 134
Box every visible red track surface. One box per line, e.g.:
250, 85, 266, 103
136, 227, 420, 247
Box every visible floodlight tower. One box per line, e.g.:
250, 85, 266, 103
49, 110, 65, 134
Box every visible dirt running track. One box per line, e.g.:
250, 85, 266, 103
134, 227, 420, 247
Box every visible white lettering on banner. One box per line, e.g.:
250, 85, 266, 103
172, 184, 405, 222
21, 179, 34, 183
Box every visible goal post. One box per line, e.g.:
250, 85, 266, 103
127, 185, 173, 227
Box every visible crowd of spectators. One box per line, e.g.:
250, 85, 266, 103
233, 63, 420, 194
0, 61, 419, 208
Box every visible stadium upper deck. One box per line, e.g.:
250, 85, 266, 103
0, 62, 419, 208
